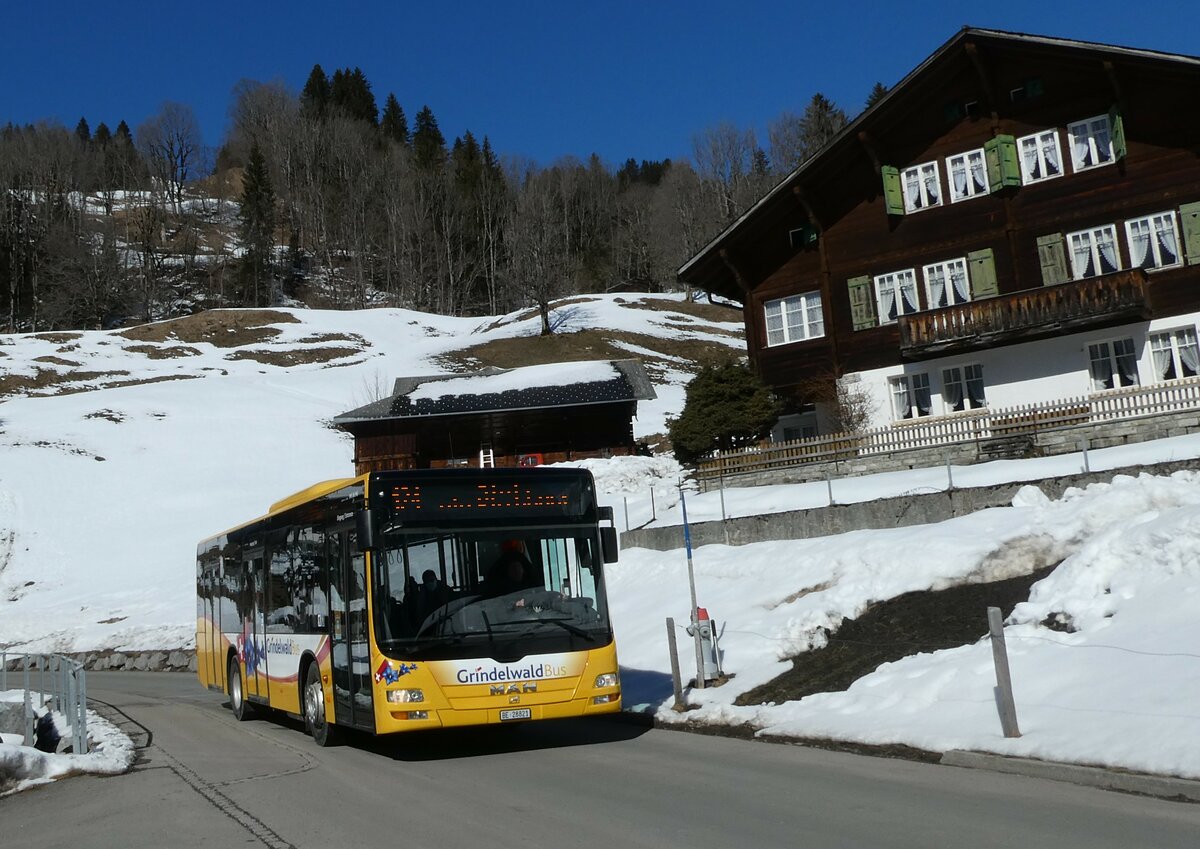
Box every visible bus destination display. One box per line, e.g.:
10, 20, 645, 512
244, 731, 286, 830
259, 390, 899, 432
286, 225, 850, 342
380, 479, 584, 519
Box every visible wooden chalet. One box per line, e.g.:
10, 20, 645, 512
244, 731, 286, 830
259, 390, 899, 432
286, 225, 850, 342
679, 28, 1200, 439
333, 360, 657, 474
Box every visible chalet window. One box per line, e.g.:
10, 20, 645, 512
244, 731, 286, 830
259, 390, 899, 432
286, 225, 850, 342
1067, 224, 1121, 279
1125, 212, 1181, 270
942, 364, 986, 412
923, 258, 971, 309
1088, 338, 1139, 390
1017, 129, 1063, 184
902, 162, 942, 212
890, 373, 932, 420
874, 270, 919, 324
947, 149, 988, 202
763, 291, 824, 346
1067, 114, 1115, 172
1150, 328, 1200, 381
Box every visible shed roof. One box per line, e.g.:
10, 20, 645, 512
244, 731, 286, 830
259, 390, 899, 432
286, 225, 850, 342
333, 359, 657, 426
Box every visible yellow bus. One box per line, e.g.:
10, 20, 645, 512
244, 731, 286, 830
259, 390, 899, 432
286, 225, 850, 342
196, 468, 622, 745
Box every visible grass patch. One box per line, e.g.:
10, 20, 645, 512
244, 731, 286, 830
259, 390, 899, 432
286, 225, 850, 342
225, 346, 363, 367
123, 344, 203, 359
116, 309, 299, 347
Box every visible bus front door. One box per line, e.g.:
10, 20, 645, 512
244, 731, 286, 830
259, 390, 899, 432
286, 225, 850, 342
330, 529, 374, 731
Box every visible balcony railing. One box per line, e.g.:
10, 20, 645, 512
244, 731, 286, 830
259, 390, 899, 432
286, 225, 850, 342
899, 269, 1151, 357
696, 375, 1200, 482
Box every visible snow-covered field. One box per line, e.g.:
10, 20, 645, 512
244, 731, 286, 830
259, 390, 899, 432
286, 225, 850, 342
4, 297, 1200, 781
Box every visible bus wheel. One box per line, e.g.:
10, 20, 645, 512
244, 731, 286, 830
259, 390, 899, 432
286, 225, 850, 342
228, 657, 255, 721
304, 663, 339, 747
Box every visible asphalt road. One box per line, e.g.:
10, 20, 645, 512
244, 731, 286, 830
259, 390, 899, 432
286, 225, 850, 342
4, 672, 1199, 848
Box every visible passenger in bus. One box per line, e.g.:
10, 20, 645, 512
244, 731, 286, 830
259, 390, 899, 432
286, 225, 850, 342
485, 540, 535, 598
418, 569, 450, 617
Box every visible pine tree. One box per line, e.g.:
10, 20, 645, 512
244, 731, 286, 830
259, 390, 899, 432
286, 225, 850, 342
798, 93, 848, 161
75, 117, 91, 144
667, 360, 781, 464
330, 67, 378, 125
93, 122, 112, 146
300, 64, 331, 118
380, 93, 409, 145
115, 120, 133, 145
239, 143, 277, 306
412, 105, 446, 171
865, 82, 889, 110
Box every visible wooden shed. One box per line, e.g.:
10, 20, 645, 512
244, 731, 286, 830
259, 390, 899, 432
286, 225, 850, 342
333, 359, 657, 474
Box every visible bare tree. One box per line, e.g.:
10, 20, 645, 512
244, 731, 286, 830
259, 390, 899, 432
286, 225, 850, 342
137, 102, 203, 215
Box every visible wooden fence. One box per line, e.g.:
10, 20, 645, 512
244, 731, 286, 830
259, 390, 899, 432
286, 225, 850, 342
696, 376, 1200, 481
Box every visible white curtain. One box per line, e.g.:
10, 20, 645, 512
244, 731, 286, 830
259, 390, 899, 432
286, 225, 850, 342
943, 369, 964, 411
1091, 348, 1114, 389
967, 370, 987, 407
970, 154, 987, 192
1152, 340, 1172, 380
878, 281, 897, 322
923, 168, 940, 204
1180, 332, 1200, 376
1098, 231, 1118, 272
1072, 125, 1091, 167
1072, 236, 1092, 278
899, 275, 918, 313
952, 161, 968, 197
950, 262, 970, 303
1022, 139, 1039, 178
914, 377, 932, 416
905, 171, 920, 209
928, 268, 947, 308
1042, 134, 1060, 175
1129, 221, 1150, 267
1158, 219, 1180, 265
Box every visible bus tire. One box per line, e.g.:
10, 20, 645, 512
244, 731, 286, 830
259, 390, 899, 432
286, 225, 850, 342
228, 656, 255, 721
304, 663, 339, 747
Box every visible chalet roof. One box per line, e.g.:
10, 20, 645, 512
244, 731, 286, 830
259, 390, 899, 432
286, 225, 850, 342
677, 27, 1200, 299
333, 359, 657, 426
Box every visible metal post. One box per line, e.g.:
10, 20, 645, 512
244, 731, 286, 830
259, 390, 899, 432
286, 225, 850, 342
23, 656, 33, 746
649, 486, 656, 522
1, 650, 6, 691
665, 618, 684, 710
987, 607, 1021, 738
68, 665, 77, 747
39, 654, 46, 706
718, 473, 726, 522
946, 454, 955, 490
826, 473, 835, 506
1080, 437, 1091, 474
623, 496, 630, 532
679, 485, 705, 690
78, 664, 88, 754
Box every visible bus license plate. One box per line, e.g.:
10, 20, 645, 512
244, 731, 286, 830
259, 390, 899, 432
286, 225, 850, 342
500, 708, 531, 721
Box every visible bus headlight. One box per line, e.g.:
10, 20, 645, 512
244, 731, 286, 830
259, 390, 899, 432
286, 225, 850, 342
386, 689, 425, 704
594, 673, 618, 689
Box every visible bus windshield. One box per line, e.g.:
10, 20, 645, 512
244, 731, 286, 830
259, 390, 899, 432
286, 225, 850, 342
372, 528, 612, 660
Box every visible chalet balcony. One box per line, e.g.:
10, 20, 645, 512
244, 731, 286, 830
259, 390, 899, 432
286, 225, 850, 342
898, 269, 1152, 359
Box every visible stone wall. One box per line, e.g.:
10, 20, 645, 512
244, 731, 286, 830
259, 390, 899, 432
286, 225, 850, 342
622, 457, 1200, 552
2, 650, 196, 673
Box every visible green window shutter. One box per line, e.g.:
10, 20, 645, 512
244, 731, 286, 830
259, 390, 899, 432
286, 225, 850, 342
847, 276, 877, 330
967, 248, 999, 298
1180, 201, 1200, 265
881, 166, 904, 215
1108, 105, 1127, 161
984, 135, 1019, 191
1036, 233, 1069, 285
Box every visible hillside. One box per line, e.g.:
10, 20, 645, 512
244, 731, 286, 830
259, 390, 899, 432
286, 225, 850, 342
0, 294, 741, 653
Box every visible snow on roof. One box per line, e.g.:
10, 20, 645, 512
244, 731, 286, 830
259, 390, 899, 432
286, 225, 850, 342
408, 360, 619, 401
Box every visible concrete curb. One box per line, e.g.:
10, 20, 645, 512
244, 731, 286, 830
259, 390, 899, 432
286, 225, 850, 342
941, 750, 1200, 802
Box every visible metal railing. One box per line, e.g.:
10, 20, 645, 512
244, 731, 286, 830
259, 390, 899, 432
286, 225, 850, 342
697, 375, 1200, 481
1, 652, 89, 754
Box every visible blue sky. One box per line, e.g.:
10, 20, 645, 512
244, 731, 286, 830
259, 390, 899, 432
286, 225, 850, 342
3, 1, 1198, 168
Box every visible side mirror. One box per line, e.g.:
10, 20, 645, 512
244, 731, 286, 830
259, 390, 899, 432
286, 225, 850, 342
356, 507, 380, 551
600, 526, 619, 563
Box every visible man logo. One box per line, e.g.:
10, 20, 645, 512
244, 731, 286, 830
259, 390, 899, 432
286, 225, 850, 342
490, 683, 537, 695
509, 695, 521, 704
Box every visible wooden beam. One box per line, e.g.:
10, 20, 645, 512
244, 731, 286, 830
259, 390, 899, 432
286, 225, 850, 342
718, 248, 751, 293
964, 41, 999, 120
1104, 60, 1125, 113
857, 131, 882, 175
792, 186, 823, 232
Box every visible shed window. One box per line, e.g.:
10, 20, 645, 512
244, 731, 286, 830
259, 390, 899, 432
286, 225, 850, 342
1017, 129, 1063, 184
764, 291, 824, 346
